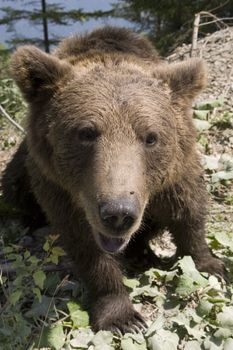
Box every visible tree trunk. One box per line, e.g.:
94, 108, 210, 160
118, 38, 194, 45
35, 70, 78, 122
41, 0, 49, 52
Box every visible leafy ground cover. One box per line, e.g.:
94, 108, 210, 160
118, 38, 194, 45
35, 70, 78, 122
0, 60, 232, 350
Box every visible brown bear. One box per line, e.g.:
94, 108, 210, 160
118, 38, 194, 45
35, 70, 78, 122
2, 26, 226, 333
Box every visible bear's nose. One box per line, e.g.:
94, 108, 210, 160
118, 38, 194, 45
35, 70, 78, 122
99, 198, 140, 232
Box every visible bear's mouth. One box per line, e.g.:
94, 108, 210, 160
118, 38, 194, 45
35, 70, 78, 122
97, 232, 128, 253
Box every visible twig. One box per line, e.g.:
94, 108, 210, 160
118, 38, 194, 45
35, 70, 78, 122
37, 275, 70, 350
199, 11, 227, 24
191, 13, 201, 57
199, 17, 233, 26
208, 0, 230, 13
190, 11, 230, 57
0, 104, 25, 134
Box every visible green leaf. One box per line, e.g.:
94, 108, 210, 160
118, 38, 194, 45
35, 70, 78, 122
224, 339, 233, 350
47, 324, 65, 350
71, 309, 89, 328
219, 154, 233, 171
43, 240, 50, 252
28, 255, 40, 265
184, 341, 202, 350
147, 329, 179, 350
124, 333, 146, 344
203, 155, 219, 171
49, 246, 66, 264
51, 246, 66, 256
32, 287, 42, 302
44, 272, 60, 294
25, 295, 55, 318
171, 313, 205, 340
9, 290, 22, 305
121, 337, 147, 350
213, 111, 233, 129
203, 336, 223, 350
195, 98, 224, 110
92, 331, 113, 345
197, 300, 213, 316
33, 270, 46, 290
67, 300, 89, 328
93, 345, 115, 350
176, 256, 208, 296
193, 119, 211, 131
207, 275, 222, 291
13, 275, 23, 287
146, 315, 165, 337
178, 256, 208, 286
67, 300, 81, 313
217, 306, 233, 332
121, 338, 135, 350
193, 109, 209, 120
24, 250, 30, 259
176, 275, 197, 296
212, 170, 233, 183
38, 324, 65, 350
123, 277, 140, 289
92, 331, 114, 349
185, 307, 202, 323
2, 246, 14, 254
214, 328, 232, 339
130, 284, 159, 299
211, 232, 233, 251
70, 329, 94, 348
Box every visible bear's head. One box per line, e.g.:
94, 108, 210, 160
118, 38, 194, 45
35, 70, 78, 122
11, 45, 206, 253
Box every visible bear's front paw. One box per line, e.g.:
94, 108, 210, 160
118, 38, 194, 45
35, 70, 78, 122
90, 294, 147, 334
195, 257, 228, 281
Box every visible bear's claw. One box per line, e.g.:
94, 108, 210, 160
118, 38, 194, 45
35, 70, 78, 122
91, 294, 148, 334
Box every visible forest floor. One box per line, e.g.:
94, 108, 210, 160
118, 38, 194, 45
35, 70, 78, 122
0, 28, 232, 350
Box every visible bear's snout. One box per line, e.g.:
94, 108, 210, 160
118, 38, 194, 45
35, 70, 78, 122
99, 196, 140, 234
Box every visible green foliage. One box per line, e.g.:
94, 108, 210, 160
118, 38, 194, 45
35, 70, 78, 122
0, 77, 26, 119
0, 76, 26, 130
193, 99, 233, 197
0, 44, 10, 78
67, 300, 89, 328
212, 112, 233, 130
0, 45, 24, 129
36, 323, 65, 350
121, 333, 147, 350
0, 235, 66, 349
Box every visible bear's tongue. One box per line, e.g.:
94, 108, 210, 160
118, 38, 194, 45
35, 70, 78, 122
98, 233, 125, 253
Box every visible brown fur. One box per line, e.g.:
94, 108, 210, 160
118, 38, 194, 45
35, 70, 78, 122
2, 26, 226, 333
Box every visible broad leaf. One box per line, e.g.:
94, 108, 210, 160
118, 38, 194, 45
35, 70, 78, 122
148, 329, 179, 350
33, 270, 46, 290
70, 329, 94, 348
37, 324, 65, 350
193, 119, 211, 131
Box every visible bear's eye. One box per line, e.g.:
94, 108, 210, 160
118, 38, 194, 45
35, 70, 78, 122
145, 132, 158, 147
78, 127, 98, 143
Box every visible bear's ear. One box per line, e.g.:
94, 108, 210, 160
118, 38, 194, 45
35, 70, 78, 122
155, 58, 207, 104
11, 45, 72, 102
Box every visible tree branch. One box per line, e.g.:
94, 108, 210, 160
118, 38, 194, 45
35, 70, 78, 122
0, 104, 25, 134
191, 11, 230, 57
191, 13, 200, 57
